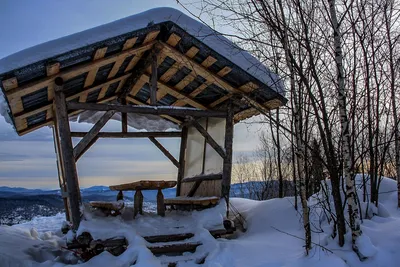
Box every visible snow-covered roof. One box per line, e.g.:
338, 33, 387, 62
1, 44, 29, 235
0, 7, 287, 136
0, 7, 284, 95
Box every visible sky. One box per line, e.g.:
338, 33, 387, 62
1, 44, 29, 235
0, 0, 268, 189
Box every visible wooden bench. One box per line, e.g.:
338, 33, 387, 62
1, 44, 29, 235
89, 201, 125, 216
109, 180, 177, 218
164, 196, 219, 211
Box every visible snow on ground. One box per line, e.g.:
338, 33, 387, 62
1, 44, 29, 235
1, 175, 400, 266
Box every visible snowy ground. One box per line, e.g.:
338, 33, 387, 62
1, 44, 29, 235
0, 175, 399, 266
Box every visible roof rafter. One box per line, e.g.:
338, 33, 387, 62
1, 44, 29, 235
6, 40, 157, 110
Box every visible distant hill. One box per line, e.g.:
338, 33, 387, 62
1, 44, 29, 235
0, 180, 293, 225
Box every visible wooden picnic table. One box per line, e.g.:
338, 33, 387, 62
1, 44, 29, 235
109, 180, 177, 217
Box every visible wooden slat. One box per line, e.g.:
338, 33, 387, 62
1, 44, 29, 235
160, 43, 240, 94
79, 92, 89, 102
130, 76, 147, 96
46, 62, 60, 101
142, 74, 207, 109
234, 108, 258, 123
159, 62, 179, 82
18, 95, 117, 136
210, 93, 232, 108
120, 49, 161, 99
201, 56, 217, 68
181, 173, 222, 183
2, 77, 18, 91
264, 99, 283, 109
97, 85, 109, 100
46, 62, 60, 76
115, 78, 127, 93
107, 58, 124, 79
185, 46, 199, 58
6, 41, 156, 100
166, 33, 181, 46
84, 47, 108, 88
154, 46, 200, 102
217, 66, 232, 77
122, 37, 138, 51
124, 53, 143, 72
14, 117, 27, 130
143, 30, 160, 44
109, 36, 138, 78
14, 73, 131, 120
173, 57, 230, 107
239, 81, 258, 93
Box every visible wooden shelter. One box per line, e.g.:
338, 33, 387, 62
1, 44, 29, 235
0, 8, 287, 230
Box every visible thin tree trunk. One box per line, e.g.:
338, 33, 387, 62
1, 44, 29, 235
328, 0, 363, 255
276, 0, 311, 253
384, 0, 400, 208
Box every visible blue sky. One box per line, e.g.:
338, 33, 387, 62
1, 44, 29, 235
0, 0, 265, 189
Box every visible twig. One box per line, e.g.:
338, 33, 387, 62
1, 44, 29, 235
270, 226, 334, 254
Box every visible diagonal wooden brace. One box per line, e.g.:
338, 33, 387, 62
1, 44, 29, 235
73, 110, 116, 161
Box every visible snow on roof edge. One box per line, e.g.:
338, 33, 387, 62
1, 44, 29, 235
0, 7, 285, 96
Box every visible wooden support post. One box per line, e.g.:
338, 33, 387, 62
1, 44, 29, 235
73, 110, 116, 161
222, 101, 234, 217
190, 118, 226, 159
117, 190, 124, 201
176, 126, 188, 197
148, 137, 179, 168
157, 189, 165, 216
121, 97, 128, 133
53, 77, 81, 230
150, 53, 158, 105
134, 190, 144, 218
52, 125, 70, 222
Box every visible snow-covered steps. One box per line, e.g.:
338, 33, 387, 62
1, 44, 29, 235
160, 254, 208, 267
148, 241, 202, 256
144, 233, 195, 243
142, 228, 234, 244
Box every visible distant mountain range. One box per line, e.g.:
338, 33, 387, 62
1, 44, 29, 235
0, 181, 293, 226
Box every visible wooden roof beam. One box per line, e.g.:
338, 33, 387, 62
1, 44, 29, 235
125, 96, 182, 124
173, 67, 233, 108
71, 131, 181, 138
141, 74, 207, 110
14, 73, 131, 120
16, 95, 117, 136
67, 102, 227, 118
160, 42, 283, 113
155, 46, 200, 102
6, 40, 157, 101
119, 45, 162, 99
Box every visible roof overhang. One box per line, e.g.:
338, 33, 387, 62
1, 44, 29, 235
0, 8, 287, 136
